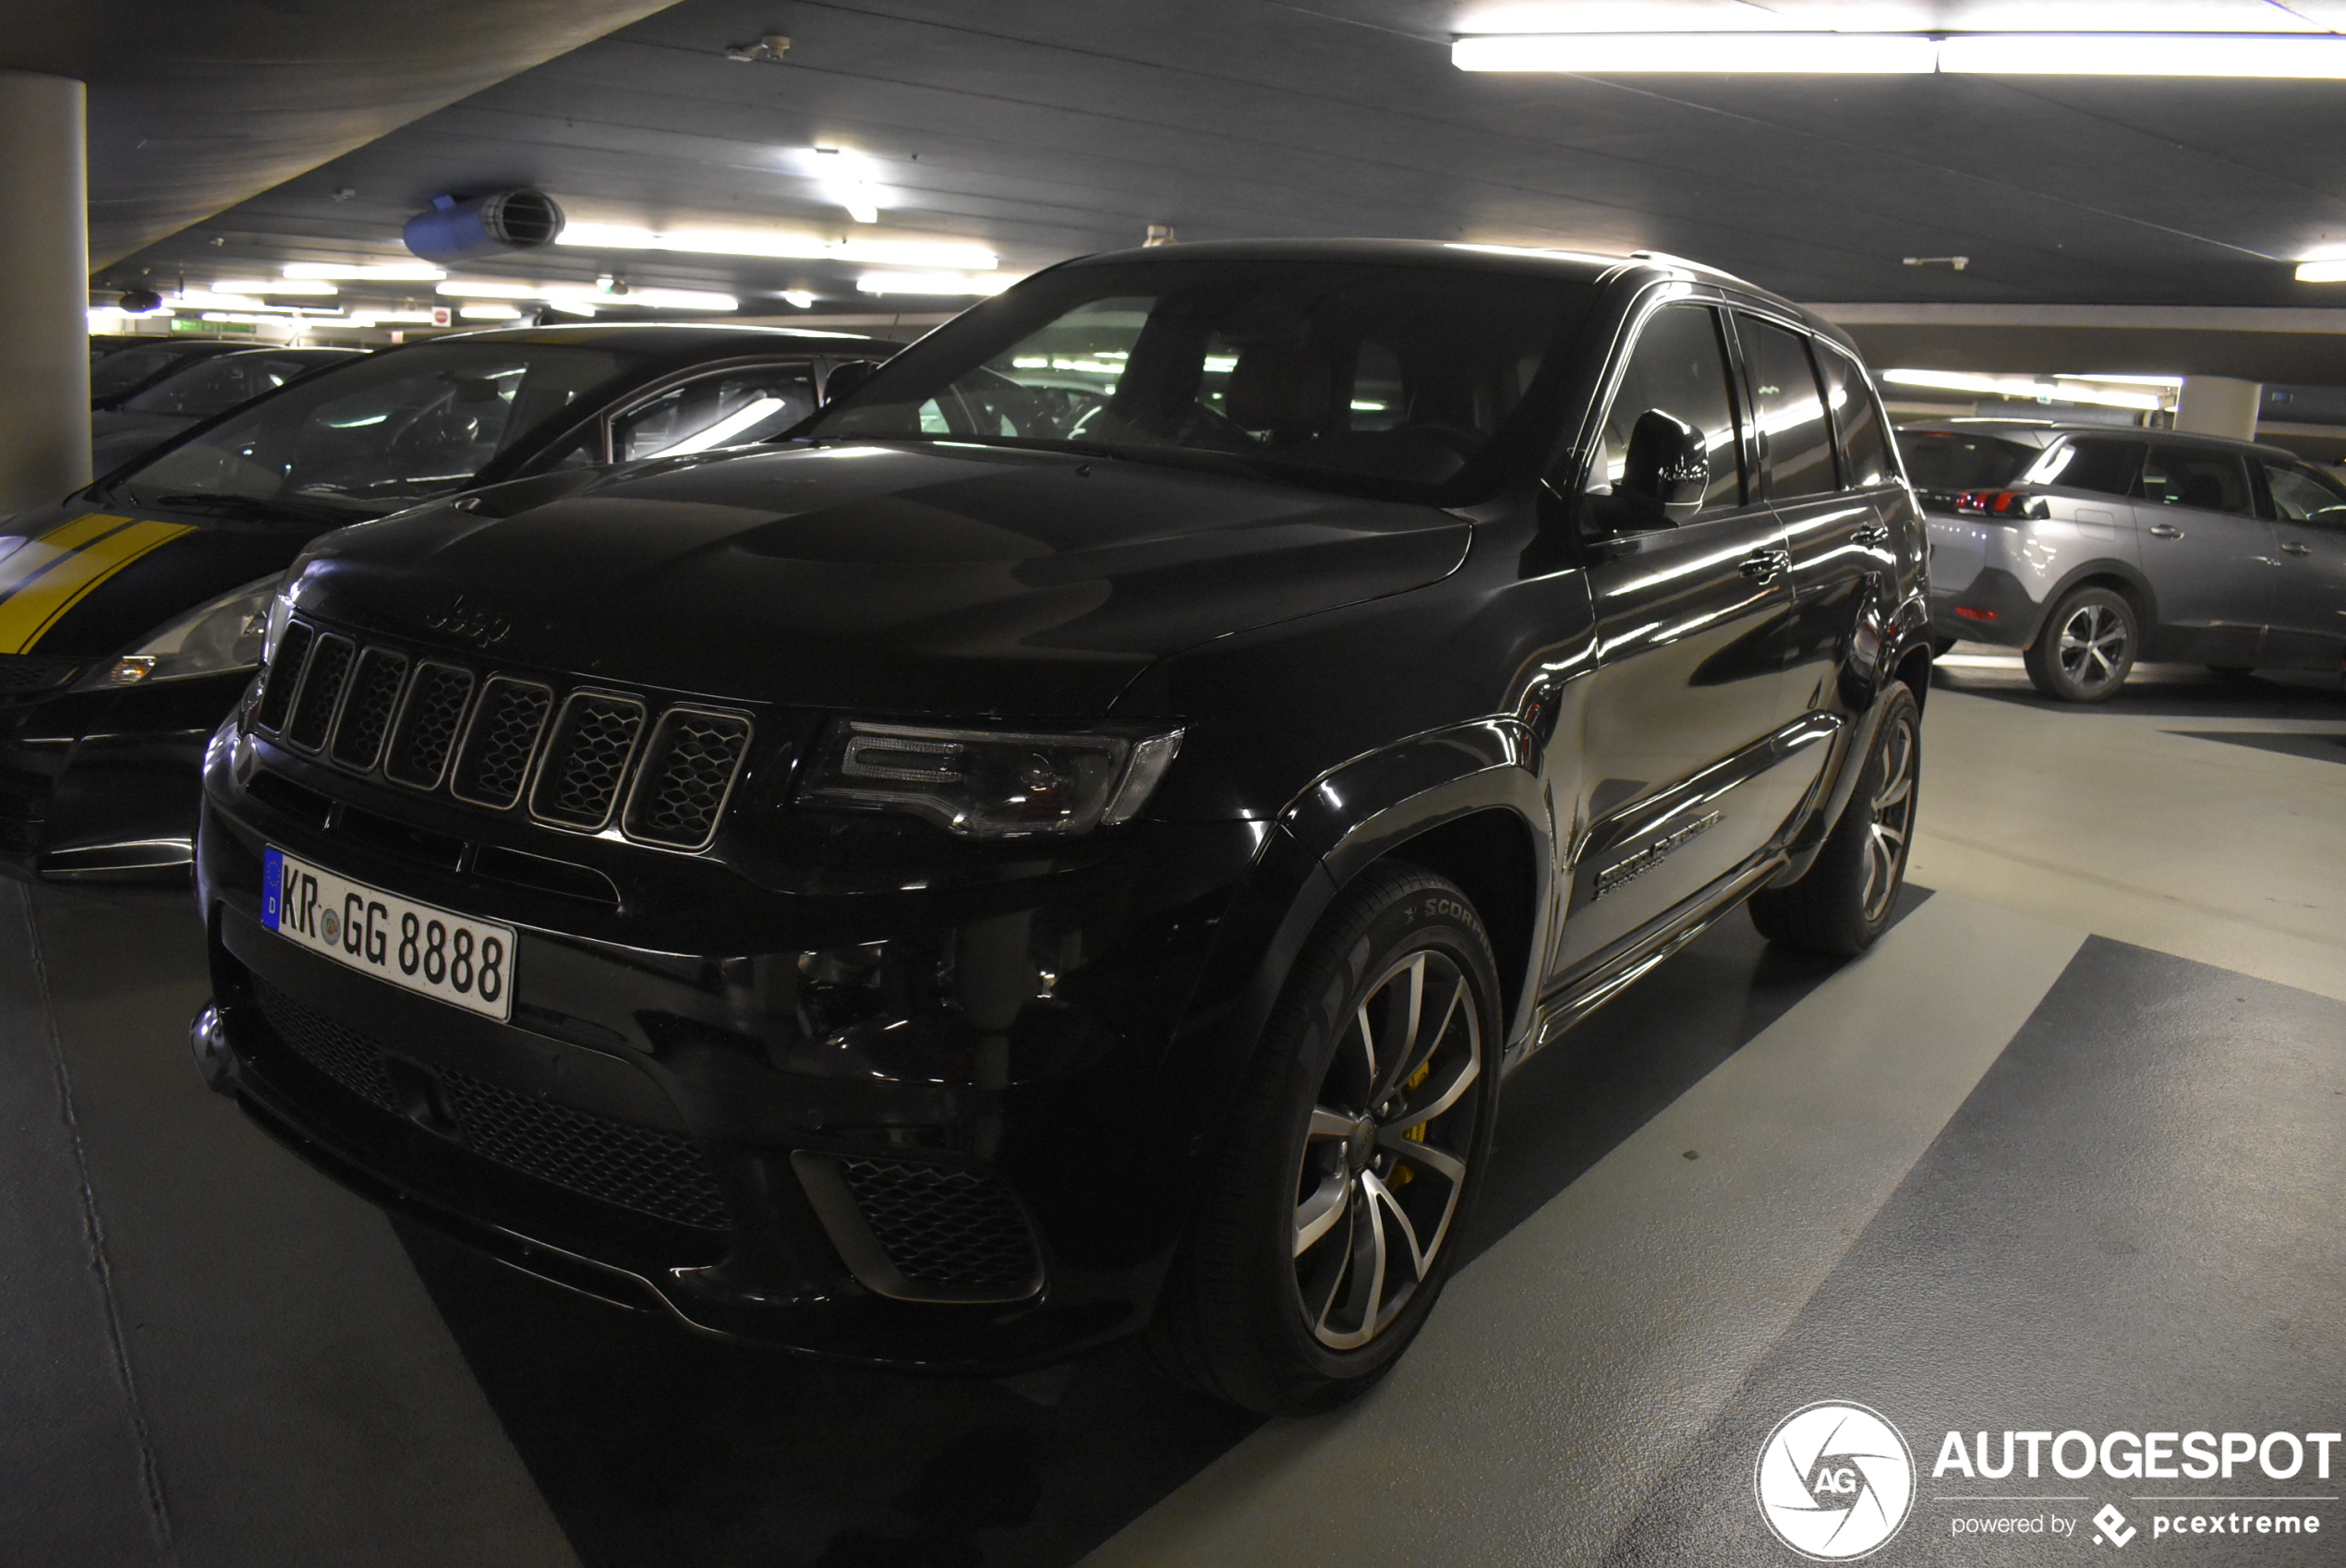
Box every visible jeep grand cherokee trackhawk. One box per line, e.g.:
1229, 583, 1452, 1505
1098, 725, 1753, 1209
190, 241, 1930, 1416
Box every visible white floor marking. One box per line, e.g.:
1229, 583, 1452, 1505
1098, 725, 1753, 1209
1087, 893, 2086, 1568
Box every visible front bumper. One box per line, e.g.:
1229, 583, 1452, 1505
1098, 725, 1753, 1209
195, 752, 1264, 1372
0, 670, 249, 880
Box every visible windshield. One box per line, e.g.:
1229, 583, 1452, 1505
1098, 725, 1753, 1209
92, 344, 218, 401
118, 350, 356, 418
810, 259, 1593, 502
1895, 429, 2038, 492
119, 341, 634, 522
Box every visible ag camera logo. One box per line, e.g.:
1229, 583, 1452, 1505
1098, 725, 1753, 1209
1756, 1401, 1917, 1560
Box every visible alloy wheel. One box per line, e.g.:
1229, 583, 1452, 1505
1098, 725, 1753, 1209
1862, 713, 1917, 923
1291, 949, 1483, 1352
2054, 602, 2129, 694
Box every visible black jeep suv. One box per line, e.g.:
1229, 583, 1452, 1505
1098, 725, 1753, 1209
191, 241, 1929, 1415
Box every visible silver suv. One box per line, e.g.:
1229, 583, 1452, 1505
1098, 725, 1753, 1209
1902, 420, 2346, 700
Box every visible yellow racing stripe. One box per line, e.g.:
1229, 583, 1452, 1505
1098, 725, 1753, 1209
0, 516, 197, 655
0, 513, 137, 599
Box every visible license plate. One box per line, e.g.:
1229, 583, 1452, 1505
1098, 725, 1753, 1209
262, 847, 514, 1020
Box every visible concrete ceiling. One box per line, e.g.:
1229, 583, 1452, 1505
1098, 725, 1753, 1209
1, 0, 677, 267
89, 0, 2346, 356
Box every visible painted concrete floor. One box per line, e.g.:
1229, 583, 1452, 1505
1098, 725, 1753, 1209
2, 659, 2340, 1567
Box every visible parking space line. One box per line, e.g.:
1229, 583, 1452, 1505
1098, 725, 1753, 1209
1086, 892, 2086, 1568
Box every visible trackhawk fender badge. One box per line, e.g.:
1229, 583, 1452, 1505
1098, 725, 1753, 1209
1593, 810, 1722, 900
422, 594, 512, 648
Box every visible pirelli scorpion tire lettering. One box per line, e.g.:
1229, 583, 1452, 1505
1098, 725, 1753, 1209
1749, 682, 1921, 959
1152, 862, 1502, 1417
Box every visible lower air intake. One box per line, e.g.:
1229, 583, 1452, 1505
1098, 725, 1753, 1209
834, 1157, 1043, 1297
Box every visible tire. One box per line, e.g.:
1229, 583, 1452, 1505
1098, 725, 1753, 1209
2023, 585, 2137, 702
1749, 683, 1920, 959
1152, 862, 1503, 1416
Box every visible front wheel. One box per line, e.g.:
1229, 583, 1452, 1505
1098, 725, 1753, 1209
1750, 683, 1921, 958
2024, 585, 2137, 702
1152, 862, 1502, 1416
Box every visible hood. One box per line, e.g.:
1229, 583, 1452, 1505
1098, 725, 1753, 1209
0, 499, 319, 662
296, 442, 1472, 717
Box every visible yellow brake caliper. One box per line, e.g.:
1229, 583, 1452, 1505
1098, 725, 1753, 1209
1392, 1058, 1432, 1184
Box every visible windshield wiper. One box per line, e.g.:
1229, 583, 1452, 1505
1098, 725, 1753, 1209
141, 491, 353, 526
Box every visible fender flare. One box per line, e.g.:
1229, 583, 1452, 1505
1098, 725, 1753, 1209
1153, 718, 1554, 1143
2014, 556, 2162, 647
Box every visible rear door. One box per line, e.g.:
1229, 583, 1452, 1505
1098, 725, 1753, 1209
2255, 458, 2346, 669
1748, 320, 1900, 720
1552, 301, 1807, 974
2131, 443, 2275, 666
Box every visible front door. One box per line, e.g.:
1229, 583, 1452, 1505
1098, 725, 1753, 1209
1551, 302, 1807, 976
2255, 458, 2346, 670
2131, 444, 2275, 666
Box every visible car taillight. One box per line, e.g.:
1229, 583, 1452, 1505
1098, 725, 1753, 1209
1953, 488, 2050, 520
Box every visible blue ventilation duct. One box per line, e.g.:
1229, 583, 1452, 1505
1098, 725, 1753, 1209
403, 190, 566, 265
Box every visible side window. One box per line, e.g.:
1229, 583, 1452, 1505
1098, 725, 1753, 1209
612, 366, 817, 464
2261, 460, 2346, 525
1816, 345, 1893, 488
1740, 319, 1836, 501
2023, 437, 2144, 497
1580, 304, 1744, 530
2139, 445, 2253, 515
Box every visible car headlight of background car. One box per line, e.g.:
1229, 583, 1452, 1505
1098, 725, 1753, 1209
74, 574, 278, 691
803, 720, 1183, 838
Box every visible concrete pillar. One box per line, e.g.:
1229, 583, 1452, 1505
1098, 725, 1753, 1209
2173, 376, 2261, 443
0, 71, 91, 516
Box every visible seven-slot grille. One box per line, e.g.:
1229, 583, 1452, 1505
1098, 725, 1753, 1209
252, 619, 752, 851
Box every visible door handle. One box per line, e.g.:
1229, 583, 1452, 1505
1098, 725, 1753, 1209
1851, 523, 1891, 547
1738, 548, 1790, 584
2280, 541, 2313, 556
2147, 524, 2183, 538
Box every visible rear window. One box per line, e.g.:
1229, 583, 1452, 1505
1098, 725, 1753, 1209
1895, 430, 2036, 491
2023, 437, 2144, 499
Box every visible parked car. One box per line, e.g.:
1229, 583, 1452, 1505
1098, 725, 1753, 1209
1902, 419, 2346, 699
0, 323, 895, 879
92, 346, 367, 476
89, 338, 259, 408
188, 240, 1929, 1415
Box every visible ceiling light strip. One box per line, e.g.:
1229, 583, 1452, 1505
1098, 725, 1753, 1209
1453, 32, 2346, 77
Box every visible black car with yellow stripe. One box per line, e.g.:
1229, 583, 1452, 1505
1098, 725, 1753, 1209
0, 322, 892, 880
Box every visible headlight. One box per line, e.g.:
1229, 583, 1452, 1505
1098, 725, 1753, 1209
802, 720, 1183, 838
74, 574, 277, 691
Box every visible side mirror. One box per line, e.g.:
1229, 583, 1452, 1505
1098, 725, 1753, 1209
822, 359, 879, 405
1623, 408, 1709, 513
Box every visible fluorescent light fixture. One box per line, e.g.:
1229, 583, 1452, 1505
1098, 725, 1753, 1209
283, 261, 446, 282
1941, 32, 2346, 77
1454, 31, 1938, 72
345, 309, 442, 326
435, 279, 736, 310
459, 304, 524, 320
809, 147, 881, 223
214, 278, 338, 296
1881, 368, 2165, 411
856, 271, 1012, 296
2297, 259, 2346, 282
556, 220, 998, 271
1455, 29, 2346, 77
2052, 372, 2183, 387
780, 290, 816, 308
